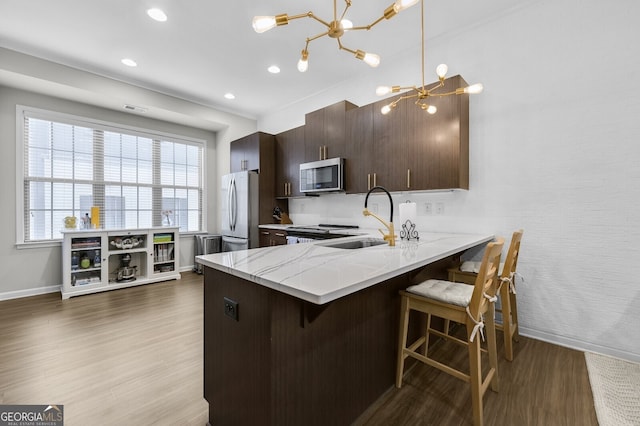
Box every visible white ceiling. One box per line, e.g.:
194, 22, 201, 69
0, 0, 521, 127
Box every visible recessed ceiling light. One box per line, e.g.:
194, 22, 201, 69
121, 58, 137, 67
147, 8, 167, 22
224, 93, 235, 100
268, 65, 280, 74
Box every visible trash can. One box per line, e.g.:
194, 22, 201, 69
194, 234, 221, 274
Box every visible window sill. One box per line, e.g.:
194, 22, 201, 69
16, 240, 62, 250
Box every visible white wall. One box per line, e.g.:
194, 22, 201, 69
0, 85, 255, 298
258, 0, 640, 362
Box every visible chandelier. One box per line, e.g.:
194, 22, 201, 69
252, 0, 420, 72
375, 0, 483, 115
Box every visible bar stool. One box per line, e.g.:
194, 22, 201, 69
448, 229, 524, 361
396, 238, 504, 426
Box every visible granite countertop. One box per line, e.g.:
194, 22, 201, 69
196, 232, 493, 304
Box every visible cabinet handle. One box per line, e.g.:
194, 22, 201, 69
367, 174, 371, 191
319, 146, 322, 160
261, 231, 269, 235
275, 233, 285, 237
407, 169, 411, 189
323, 145, 327, 160
374, 173, 377, 187
288, 182, 292, 196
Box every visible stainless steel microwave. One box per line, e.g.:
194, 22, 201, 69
299, 157, 344, 193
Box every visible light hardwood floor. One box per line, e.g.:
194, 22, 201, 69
0, 273, 208, 426
1, 272, 597, 425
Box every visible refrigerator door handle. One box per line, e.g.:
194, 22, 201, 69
230, 176, 237, 231
227, 176, 234, 231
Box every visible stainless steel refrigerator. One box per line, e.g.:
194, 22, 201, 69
221, 170, 259, 251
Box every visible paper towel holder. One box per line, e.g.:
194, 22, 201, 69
400, 201, 419, 241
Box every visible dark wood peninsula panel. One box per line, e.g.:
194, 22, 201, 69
203, 260, 451, 426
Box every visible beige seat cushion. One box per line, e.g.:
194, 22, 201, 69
461, 260, 507, 274
406, 279, 474, 307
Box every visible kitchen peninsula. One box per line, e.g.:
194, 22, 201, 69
197, 232, 493, 425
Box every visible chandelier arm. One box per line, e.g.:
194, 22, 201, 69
428, 89, 462, 97
306, 12, 332, 28
306, 30, 331, 43
286, 12, 315, 22
348, 24, 374, 31
337, 41, 357, 56
397, 86, 421, 93
420, 0, 425, 88
424, 80, 445, 94
362, 16, 386, 30
338, 0, 351, 22
351, 0, 420, 32
396, 93, 420, 103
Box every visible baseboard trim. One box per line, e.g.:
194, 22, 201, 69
1, 270, 197, 302
520, 326, 640, 364
0, 284, 61, 301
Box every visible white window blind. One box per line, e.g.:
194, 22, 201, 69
19, 107, 204, 242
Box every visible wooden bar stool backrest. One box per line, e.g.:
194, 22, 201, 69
496, 229, 523, 361
446, 229, 524, 361
468, 239, 503, 325
500, 229, 523, 285
396, 237, 505, 426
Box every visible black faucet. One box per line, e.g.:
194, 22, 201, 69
363, 186, 396, 246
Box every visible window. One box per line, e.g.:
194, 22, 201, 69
17, 106, 205, 243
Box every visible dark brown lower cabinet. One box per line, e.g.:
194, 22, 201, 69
203, 258, 453, 426
259, 229, 287, 247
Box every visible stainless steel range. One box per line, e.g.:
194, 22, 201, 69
285, 224, 359, 243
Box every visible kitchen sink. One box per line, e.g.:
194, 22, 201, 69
321, 238, 388, 249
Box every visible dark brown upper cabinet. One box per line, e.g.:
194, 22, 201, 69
345, 104, 374, 194
230, 132, 273, 173
271, 75, 470, 197
304, 100, 357, 162
402, 75, 469, 191
275, 126, 305, 198
229, 132, 276, 225
346, 75, 469, 193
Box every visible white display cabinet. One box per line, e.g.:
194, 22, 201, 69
61, 227, 180, 299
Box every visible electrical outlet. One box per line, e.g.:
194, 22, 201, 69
224, 297, 239, 321
370, 203, 379, 214
424, 202, 432, 214
436, 202, 444, 215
